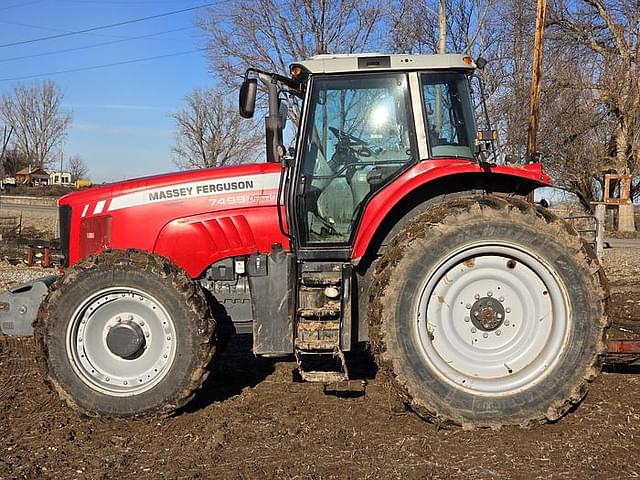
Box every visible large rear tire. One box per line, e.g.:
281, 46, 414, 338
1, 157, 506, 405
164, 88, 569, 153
35, 249, 215, 418
369, 195, 608, 428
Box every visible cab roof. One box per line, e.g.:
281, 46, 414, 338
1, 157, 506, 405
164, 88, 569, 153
294, 53, 476, 75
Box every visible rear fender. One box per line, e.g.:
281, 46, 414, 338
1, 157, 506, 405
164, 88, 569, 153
352, 162, 551, 263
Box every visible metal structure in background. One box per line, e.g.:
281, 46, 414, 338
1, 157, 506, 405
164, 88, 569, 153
564, 212, 604, 262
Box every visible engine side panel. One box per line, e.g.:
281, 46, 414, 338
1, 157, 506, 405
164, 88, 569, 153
154, 207, 288, 278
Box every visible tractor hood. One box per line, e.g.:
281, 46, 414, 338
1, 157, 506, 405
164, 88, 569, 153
59, 162, 286, 274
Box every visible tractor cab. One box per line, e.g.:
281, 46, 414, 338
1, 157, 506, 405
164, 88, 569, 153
240, 54, 482, 250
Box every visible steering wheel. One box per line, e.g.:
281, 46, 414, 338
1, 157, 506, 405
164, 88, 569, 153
329, 126, 368, 147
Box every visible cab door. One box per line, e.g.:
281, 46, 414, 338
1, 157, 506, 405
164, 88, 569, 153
292, 72, 418, 251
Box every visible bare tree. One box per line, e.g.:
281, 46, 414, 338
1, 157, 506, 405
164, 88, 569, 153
0, 80, 72, 168
389, 0, 496, 57
549, 0, 640, 177
198, 0, 389, 122
67, 154, 89, 181
171, 87, 262, 169
2, 147, 29, 177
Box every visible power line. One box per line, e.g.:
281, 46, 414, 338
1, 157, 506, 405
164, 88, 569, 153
0, 0, 45, 12
0, 2, 216, 48
0, 26, 196, 63
0, 48, 206, 82
59, 0, 187, 3
0, 19, 157, 41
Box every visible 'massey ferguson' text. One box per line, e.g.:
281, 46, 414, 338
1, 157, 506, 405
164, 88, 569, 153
148, 180, 255, 201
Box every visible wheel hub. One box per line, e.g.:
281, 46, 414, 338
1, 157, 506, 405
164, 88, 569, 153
416, 244, 570, 395
67, 287, 177, 396
470, 297, 505, 331
106, 320, 146, 359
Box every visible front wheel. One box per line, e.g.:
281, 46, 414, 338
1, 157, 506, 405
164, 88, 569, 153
369, 196, 607, 428
35, 250, 215, 418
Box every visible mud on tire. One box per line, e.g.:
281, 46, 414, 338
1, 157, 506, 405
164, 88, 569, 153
369, 195, 608, 428
34, 249, 215, 418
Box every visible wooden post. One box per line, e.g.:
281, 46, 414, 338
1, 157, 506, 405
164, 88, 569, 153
594, 204, 605, 262
526, 0, 547, 160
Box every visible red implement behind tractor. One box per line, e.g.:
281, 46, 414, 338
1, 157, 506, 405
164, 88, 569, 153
0, 54, 609, 428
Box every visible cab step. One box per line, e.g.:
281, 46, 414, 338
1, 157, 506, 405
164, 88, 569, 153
295, 348, 349, 383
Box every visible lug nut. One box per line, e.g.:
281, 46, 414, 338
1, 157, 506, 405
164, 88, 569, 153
487, 291, 493, 297
115, 316, 121, 323
499, 297, 504, 302
496, 330, 502, 336
126, 314, 134, 321
504, 320, 510, 326
474, 294, 480, 300
471, 327, 477, 333
483, 333, 488, 338
464, 317, 470, 322
466, 304, 472, 309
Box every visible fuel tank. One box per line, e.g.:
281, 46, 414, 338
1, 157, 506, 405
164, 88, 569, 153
59, 163, 288, 278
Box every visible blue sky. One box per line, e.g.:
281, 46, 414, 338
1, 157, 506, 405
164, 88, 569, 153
0, 0, 216, 182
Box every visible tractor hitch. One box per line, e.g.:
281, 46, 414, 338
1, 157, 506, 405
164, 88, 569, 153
0, 275, 58, 336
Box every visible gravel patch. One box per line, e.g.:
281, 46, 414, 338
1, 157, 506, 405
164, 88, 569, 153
0, 262, 51, 291
0, 206, 58, 239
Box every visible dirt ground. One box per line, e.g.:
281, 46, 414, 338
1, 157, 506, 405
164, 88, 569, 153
1, 246, 640, 479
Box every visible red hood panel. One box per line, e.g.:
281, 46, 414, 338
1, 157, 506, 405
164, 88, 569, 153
62, 162, 287, 275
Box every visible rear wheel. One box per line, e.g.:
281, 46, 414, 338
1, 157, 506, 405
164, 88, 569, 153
35, 250, 215, 418
369, 195, 607, 427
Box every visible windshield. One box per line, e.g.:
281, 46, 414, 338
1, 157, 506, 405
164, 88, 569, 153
298, 73, 414, 245
421, 72, 476, 159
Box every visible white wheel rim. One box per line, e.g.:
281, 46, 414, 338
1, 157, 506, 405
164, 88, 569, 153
66, 287, 177, 396
415, 242, 571, 396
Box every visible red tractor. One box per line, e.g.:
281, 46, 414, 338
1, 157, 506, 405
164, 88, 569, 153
0, 54, 607, 428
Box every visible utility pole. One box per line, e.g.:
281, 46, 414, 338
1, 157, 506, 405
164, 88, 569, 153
526, 0, 547, 161
1, 125, 12, 159
438, 0, 446, 54
435, 0, 447, 136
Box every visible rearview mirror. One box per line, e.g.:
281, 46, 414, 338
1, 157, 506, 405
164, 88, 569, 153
239, 78, 257, 118
278, 98, 288, 130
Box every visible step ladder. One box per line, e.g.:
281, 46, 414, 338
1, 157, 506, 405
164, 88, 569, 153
294, 263, 350, 382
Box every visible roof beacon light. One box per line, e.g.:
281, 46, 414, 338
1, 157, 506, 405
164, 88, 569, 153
290, 64, 305, 79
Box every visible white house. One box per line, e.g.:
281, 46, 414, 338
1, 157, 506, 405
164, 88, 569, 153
49, 171, 73, 186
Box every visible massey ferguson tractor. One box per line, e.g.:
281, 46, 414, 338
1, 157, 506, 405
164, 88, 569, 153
0, 54, 610, 428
